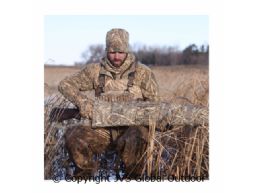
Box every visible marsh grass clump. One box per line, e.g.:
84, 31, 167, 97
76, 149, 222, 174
44, 95, 75, 180
143, 124, 208, 178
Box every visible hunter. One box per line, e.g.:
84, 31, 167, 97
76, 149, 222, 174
58, 28, 159, 177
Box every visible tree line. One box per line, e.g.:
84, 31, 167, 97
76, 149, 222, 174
75, 43, 209, 66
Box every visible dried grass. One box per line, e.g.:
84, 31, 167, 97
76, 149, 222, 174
44, 65, 209, 180
44, 95, 75, 179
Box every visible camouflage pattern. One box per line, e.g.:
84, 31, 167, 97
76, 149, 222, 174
65, 126, 110, 175
106, 28, 129, 52
92, 100, 208, 129
65, 125, 148, 176
58, 28, 159, 177
58, 53, 160, 116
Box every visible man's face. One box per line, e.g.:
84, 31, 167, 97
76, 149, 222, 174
107, 52, 127, 67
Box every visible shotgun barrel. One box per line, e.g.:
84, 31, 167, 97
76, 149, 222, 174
49, 107, 81, 122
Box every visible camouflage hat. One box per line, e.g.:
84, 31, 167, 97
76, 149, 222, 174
106, 28, 129, 52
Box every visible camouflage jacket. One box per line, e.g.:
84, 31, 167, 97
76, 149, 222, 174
58, 53, 159, 113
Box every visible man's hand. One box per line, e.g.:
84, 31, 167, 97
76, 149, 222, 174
78, 98, 94, 119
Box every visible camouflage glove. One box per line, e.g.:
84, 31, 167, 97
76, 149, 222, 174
77, 98, 94, 119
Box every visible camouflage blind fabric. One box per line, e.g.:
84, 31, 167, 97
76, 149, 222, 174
96, 92, 135, 102
92, 100, 208, 129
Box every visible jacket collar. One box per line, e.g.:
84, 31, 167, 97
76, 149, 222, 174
100, 53, 136, 79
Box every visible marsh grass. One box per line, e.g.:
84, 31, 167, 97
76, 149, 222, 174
44, 65, 209, 180
44, 95, 74, 179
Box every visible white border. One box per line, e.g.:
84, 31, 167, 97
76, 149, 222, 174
2, 0, 252, 192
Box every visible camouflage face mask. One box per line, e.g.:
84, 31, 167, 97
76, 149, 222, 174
106, 28, 129, 52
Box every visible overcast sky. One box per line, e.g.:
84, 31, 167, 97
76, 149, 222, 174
44, 15, 208, 65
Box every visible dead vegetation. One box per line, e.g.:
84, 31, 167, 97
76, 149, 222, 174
44, 65, 209, 180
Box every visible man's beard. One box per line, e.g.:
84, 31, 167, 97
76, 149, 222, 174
112, 59, 123, 67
